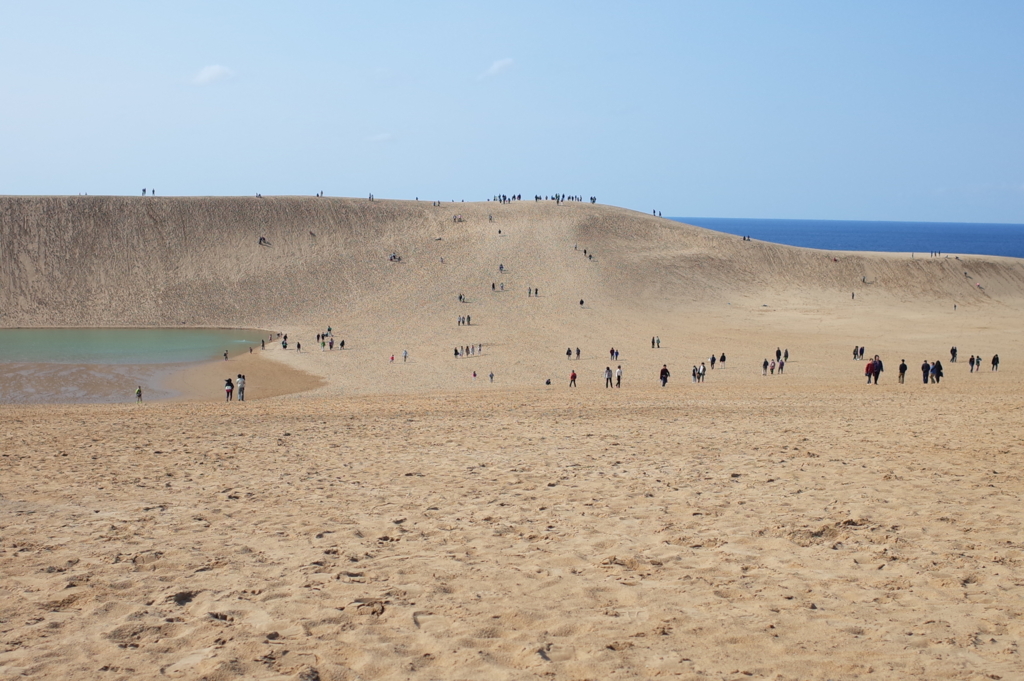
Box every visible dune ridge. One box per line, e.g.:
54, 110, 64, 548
4, 196, 1023, 331
4, 195, 1024, 398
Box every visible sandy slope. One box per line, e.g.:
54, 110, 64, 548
2, 197, 1024, 679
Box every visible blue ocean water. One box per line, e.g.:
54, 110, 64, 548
671, 218, 1024, 259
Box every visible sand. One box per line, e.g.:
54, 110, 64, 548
2, 197, 1024, 679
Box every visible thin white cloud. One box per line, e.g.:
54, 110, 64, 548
480, 58, 514, 80
193, 65, 233, 85
368, 132, 394, 142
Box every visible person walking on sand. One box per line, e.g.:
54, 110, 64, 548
992, 354, 1000, 371
616, 365, 622, 387
763, 359, 769, 376
224, 350, 228, 361
569, 370, 577, 387
576, 347, 581, 360
652, 337, 656, 349
403, 350, 408, 362
710, 354, 716, 370
656, 336, 661, 348
770, 360, 776, 375
872, 355, 883, 384
969, 355, 976, 372
225, 378, 234, 402
604, 366, 613, 388
237, 374, 245, 401
776, 348, 782, 362
898, 359, 907, 384
699, 363, 706, 382
951, 346, 957, 362
778, 359, 784, 374
135, 386, 142, 403
660, 364, 670, 386
489, 372, 494, 383
783, 348, 789, 362
261, 339, 265, 350
853, 345, 859, 361
921, 360, 930, 384
865, 358, 875, 384
934, 360, 944, 383
567, 347, 572, 360
692, 366, 698, 383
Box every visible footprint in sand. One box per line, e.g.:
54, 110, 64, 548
538, 642, 576, 662
162, 646, 218, 676
413, 610, 449, 634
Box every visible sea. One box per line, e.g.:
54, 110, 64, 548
671, 218, 1024, 259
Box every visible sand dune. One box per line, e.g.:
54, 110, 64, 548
2, 196, 1024, 679
3, 196, 1022, 397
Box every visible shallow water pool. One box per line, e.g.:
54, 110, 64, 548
0, 328, 268, 365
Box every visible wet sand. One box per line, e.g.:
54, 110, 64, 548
0, 352, 321, 405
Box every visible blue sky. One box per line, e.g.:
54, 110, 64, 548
2, 1, 1022, 222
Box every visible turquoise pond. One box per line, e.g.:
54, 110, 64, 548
0, 328, 269, 365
